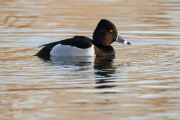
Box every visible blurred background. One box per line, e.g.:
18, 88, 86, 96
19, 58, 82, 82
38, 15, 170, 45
0, 0, 180, 120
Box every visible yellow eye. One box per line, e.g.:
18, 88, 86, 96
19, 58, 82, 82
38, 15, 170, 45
110, 29, 113, 33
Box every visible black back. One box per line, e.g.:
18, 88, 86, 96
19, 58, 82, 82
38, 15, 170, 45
36, 36, 93, 56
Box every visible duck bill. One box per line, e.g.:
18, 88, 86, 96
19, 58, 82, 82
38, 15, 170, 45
116, 34, 131, 45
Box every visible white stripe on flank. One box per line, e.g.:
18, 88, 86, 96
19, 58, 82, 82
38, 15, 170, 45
50, 44, 95, 56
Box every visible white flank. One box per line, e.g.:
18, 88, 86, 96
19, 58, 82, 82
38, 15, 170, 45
50, 44, 95, 56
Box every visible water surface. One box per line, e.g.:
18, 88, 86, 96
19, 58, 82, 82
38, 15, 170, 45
0, 0, 180, 120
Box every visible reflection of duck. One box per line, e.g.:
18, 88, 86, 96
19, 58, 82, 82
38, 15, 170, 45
94, 56, 117, 89
38, 55, 118, 89
38, 55, 114, 70
37, 55, 130, 90
94, 56, 115, 77
50, 56, 95, 67
35, 19, 130, 57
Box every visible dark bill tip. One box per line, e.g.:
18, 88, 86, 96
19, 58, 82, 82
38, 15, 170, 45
116, 34, 131, 45
127, 42, 131, 45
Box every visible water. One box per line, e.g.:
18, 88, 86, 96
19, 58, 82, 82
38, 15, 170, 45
0, 0, 180, 120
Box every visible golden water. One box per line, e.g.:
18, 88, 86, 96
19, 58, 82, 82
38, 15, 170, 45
0, 0, 180, 120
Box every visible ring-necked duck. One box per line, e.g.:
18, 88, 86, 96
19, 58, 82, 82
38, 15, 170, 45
36, 19, 131, 57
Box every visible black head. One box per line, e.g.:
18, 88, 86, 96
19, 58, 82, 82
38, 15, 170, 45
92, 19, 118, 46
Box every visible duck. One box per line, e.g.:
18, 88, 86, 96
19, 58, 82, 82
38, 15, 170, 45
35, 19, 131, 57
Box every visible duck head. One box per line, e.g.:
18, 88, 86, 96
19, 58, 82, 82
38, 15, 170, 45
93, 19, 131, 46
